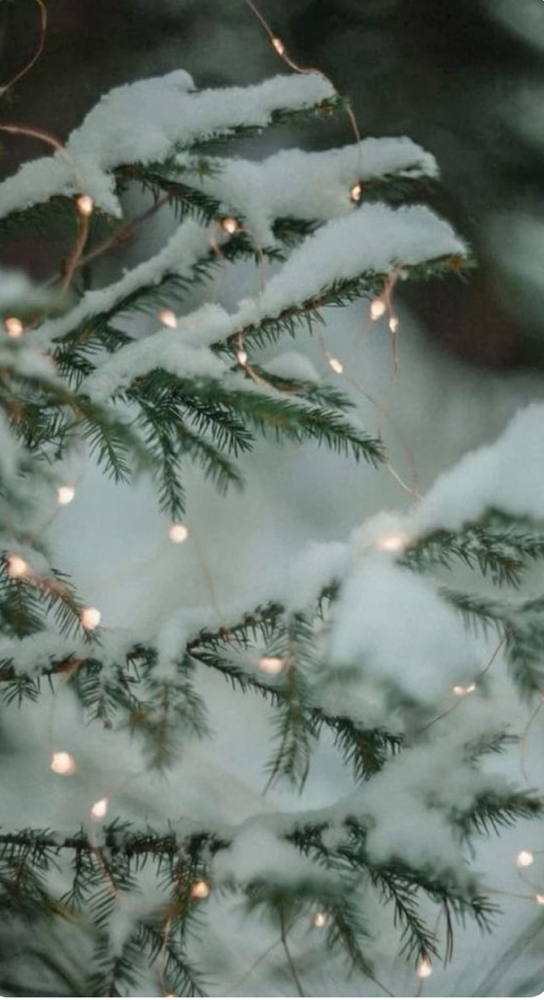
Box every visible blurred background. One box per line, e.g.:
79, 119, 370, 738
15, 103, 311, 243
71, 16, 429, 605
2, 0, 544, 369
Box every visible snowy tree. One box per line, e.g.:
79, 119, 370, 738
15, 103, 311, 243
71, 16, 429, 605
1, 38, 544, 999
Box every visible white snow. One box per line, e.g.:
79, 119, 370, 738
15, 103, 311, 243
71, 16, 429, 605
0, 72, 335, 219
411, 403, 544, 533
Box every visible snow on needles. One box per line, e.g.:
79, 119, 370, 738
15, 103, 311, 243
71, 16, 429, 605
411, 402, 544, 533
0, 72, 335, 220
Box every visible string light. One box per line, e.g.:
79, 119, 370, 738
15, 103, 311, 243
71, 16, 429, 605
516, 850, 535, 868
328, 356, 344, 375
350, 182, 362, 204
374, 530, 409, 553
370, 298, 387, 321
190, 879, 210, 900
220, 216, 239, 236
271, 36, 286, 55
416, 957, 433, 980
453, 683, 477, 697
90, 797, 109, 820
389, 316, 399, 333
80, 605, 101, 631
57, 485, 76, 506
313, 911, 327, 928
76, 193, 94, 217
7, 554, 29, 579
4, 316, 24, 338
159, 309, 178, 330
237, 348, 248, 365
169, 524, 188, 544
51, 751, 76, 775
259, 656, 285, 675
536, 894, 544, 905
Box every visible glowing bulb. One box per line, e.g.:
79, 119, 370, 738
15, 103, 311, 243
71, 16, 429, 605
453, 683, 476, 697
90, 797, 109, 820
536, 894, 544, 905
57, 485, 75, 506
81, 606, 101, 631
191, 879, 210, 900
313, 911, 327, 928
7, 554, 29, 579
76, 194, 94, 217
159, 309, 178, 330
220, 216, 239, 236
259, 656, 285, 676
517, 850, 535, 868
370, 299, 386, 321
328, 356, 344, 374
169, 524, 188, 544
271, 36, 286, 55
389, 316, 399, 333
4, 316, 23, 338
350, 182, 362, 204
237, 348, 248, 365
374, 531, 408, 553
416, 957, 433, 980
51, 751, 76, 775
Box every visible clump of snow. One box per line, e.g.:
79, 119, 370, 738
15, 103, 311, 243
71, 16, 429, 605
233, 204, 466, 329
411, 403, 544, 533
263, 351, 320, 384
0, 72, 335, 219
189, 137, 438, 245
212, 817, 331, 888
328, 558, 480, 703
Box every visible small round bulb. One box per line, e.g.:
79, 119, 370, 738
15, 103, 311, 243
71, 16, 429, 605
57, 485, 76, 506
259, 656, 285, 676
370, 299, 386, 321
4, 316, 23, 338
169, 524, 188, 544
272, 36, 286, 55
76, 194, 94, 217
81, 606, 101, 631
313, 911, 327, 928
7, 554, 29, 579
417, 957, 433, 980
51, 751, 76, 775
374, 531, 408, 553
535, 894, 544, 905
328, 357, 344, 374
389, 316, 399, 333
191, 879, 210, 900
350, 182, 362, 204
159, 309, 178, 330
220, 216, 239, 236
90, 797, 109, 820
516, 850, 535, 868
237, 348, 248, 366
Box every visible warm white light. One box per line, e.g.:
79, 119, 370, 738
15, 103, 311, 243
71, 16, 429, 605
259, 656, 285, 675
4, 316, 23, 338
370, 298, 387, 321
90, 797, 109, 820
51, 751, 76, 775
517, 850, 535, 868
191, 879, 210, 900
7, 554, 29, 579
271, 36, 286, 55
350, 182, 362, 204
57, 485, 75, 506
389, 316, 399, 333
159, 309, 178, 329
81, 606, 101, 631
169, 523, 189, 544
76, 194, 94, 217
220, 216, 239, 235
416, 957, 433, 980
453, 683, 477, 697
536, 894, 544, 905
313, 911, 327, 928
374, 531, 408, 553
237, 348, 248, 365
328, 356, 344, 374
